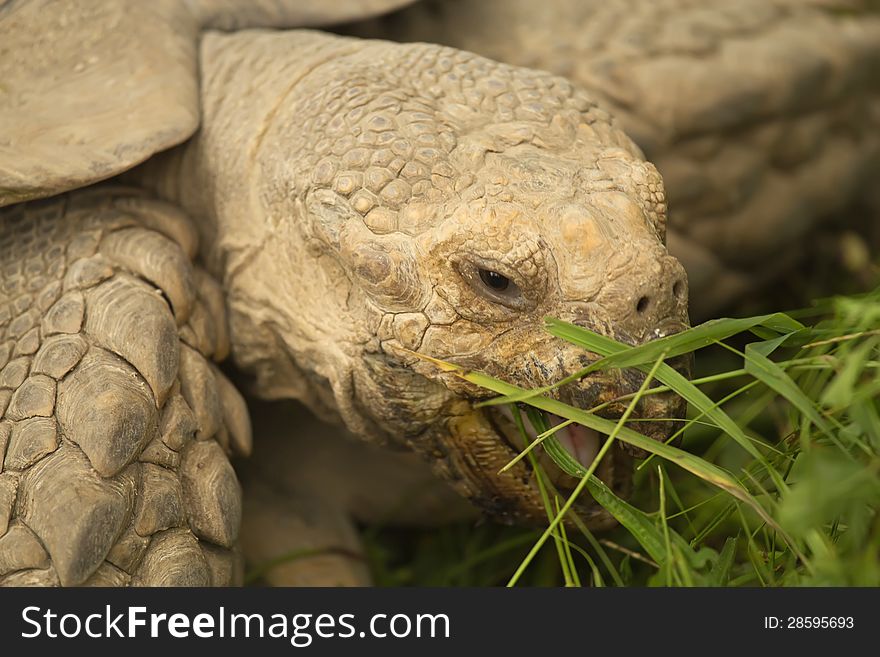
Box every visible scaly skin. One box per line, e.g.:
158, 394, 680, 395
349, 0, 880, 317
146, 31, 689, 527
1, 28, 690, 587
0, 189, 249, 585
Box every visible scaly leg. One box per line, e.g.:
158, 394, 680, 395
0, 188, 250, 586
237, 398, 475, 586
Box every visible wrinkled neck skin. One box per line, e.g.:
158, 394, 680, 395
147, 31, 379, 435
142, 30, 691, 523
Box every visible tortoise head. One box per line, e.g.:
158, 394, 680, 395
299, 147, 689, 526
209, 38, 689, 526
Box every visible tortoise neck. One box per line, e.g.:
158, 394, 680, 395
139, 30, 377, 434
142, 30, 359, 274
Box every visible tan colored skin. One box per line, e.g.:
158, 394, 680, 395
145, 30, 689, 527
1, 5, 691, 586
350, 0, 880, 318
0, 190, 249, 586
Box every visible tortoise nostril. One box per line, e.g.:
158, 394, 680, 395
672, 280, 685, 300
636, 295, 650, 314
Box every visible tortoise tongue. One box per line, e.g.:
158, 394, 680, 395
499, 407, 601, 469
548, 413, 600, 469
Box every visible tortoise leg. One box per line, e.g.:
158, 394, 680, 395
237, 399, 371, 586
0, 188, 250, 586
237, 398, 476, 587
241, 481, 371, 587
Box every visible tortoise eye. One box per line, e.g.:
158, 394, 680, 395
479, 269, 510, 292
461, 261, 525, 308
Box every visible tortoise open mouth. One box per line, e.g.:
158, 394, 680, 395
469, 400, 632, 528
456, 369, 686, 527
490, 405, 615, 491
399, 337, 690, 527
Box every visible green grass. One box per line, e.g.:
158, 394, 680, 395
364, 285, 880, 587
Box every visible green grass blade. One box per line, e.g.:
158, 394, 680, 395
507, 354, 666, 585
743, 344, 838, 441
555, 497, 582, 586
511, 408, 577, 586
544, 321, 789, 493
584, 475, 671, 565
708, 537, 737, 587
477, 314, 801, 409
451, 367, 802, 559
568, 514, 626, 587
545, 313, 803, 372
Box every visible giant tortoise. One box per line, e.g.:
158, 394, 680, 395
0, 0, 875, 586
